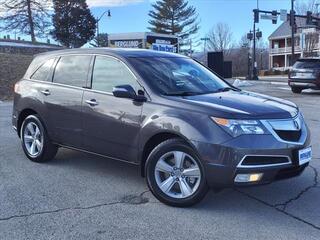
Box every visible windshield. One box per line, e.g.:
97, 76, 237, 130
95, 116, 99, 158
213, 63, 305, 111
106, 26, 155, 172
293, 60, 320, 69
128, 57, 230, 96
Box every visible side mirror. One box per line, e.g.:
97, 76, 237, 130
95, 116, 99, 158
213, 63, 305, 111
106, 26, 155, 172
112, 85, 147, 102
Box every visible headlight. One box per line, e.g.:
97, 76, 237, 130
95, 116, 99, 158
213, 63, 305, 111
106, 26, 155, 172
211, 117, 265, 137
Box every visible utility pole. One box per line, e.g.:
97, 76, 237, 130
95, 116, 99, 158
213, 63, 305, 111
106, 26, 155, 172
253, 20, 258, 80
291, 0, 295, 65
200, 37, 210, 54
189, 39, 193, 57
252, 8, 260, 80
252, 0, 260, 80
96, 10, 111, 47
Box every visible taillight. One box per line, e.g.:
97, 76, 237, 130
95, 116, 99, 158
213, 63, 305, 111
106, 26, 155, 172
14, 82, 20, 93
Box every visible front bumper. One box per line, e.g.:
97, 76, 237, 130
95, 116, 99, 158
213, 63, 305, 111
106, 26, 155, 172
193, 118, 311, 188
204, 155, 309, 188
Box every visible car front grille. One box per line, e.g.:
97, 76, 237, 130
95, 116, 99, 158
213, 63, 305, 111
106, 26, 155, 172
274, 129, 302, 142
240, 156, 290, 167
262, 113, 304, 143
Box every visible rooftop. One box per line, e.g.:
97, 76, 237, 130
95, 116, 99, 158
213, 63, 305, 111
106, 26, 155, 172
0, 39, 61, 49
36, 47, 186, 59
269, 17, 315, 39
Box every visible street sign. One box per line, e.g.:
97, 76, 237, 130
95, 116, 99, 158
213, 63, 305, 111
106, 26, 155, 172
280, 9, 287, 21
261, 14, 278, 21
261, 14, 272, 20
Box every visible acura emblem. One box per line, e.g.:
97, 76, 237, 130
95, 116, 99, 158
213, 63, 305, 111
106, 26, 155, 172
294, 120, 300, 130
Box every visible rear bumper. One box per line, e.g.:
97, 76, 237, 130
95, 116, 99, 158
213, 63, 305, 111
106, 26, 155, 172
12, 109, 18, 133
288, 78, 320, 89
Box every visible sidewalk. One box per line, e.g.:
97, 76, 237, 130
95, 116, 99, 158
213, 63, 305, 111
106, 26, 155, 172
230, 75, 288, 83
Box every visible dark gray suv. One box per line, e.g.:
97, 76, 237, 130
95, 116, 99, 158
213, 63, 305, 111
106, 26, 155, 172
13, 48, 312, 207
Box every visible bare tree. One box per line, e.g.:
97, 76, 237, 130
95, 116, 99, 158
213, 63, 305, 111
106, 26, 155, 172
304, 32, 319, 56
207, 22, 234, 56
0, 0, 51, 42
224, 34, 269, 77
295, 0, 320, 14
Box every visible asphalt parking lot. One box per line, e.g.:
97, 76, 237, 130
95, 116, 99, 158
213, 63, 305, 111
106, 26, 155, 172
0, 81, 319, 240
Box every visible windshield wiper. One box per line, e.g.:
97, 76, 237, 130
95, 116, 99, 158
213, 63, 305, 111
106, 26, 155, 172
215, 87, 240, 92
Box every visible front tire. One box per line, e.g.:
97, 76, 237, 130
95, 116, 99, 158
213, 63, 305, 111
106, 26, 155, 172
291, 87, 303, 94
146, 139, 208, 207
21, 115, 58, 163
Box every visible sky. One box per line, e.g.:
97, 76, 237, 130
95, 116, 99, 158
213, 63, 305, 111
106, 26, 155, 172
0, 0, 307, 49
89, 0, 294, 47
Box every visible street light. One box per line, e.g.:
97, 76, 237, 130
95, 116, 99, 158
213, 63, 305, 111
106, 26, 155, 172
96, 10, 111, 47
246, 28, 262, 80
200, 37, 210, 54
242, 43, 252, 80
260, 49, 266, 70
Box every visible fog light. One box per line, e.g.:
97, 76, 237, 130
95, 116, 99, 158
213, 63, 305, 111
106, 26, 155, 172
234, 173, 263, 183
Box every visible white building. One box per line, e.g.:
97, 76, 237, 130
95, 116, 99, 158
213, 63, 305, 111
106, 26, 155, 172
269, 17, 320, 70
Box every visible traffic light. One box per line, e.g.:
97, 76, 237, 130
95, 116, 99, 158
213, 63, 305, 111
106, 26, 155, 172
272, 10, 278, 24
254, 9, 259, 23
289, 10, 296, 27
256, 31, 262, 39
306, 11, 313, 25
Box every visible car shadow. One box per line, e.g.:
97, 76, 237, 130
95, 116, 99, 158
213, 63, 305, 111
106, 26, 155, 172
46, 147, 144, 186
301, 90, 320, 95
46, 147, 318, 220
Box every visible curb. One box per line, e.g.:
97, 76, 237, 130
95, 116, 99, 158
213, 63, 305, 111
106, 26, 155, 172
229, 78, 288, 83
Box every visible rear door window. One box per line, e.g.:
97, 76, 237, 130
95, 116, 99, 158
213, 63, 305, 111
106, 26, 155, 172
31, 58, 55, 81
53, 55, 92, 87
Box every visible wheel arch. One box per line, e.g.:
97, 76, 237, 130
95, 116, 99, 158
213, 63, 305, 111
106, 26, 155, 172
139, 131, 197, 177
17, 108, 38, 137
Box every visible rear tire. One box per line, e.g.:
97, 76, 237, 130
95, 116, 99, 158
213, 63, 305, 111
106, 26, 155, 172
291, 87, 303, 94
21, 115, 58, 163
145, 138, 208, 207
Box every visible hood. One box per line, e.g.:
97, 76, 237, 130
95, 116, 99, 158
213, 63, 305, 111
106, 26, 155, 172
169, 90, 298, 119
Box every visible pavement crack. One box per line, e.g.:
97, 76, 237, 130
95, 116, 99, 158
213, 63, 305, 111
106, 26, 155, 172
0, 190, 151, 222
236, 165, 320, 231
309, 119, 320, 123
274, 165, 318, 211
236, 188, 320, 231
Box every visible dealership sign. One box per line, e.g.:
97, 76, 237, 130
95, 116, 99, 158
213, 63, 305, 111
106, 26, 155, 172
152, 43, 176, 52
108, 33, 179, 52
110, 39, 143, 48
146, 35, 178, 53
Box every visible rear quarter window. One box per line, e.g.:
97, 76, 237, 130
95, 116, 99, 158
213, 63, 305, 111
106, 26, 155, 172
31, 58, 55, 81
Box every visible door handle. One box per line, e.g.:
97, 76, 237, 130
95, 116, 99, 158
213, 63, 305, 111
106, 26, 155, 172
41, 89, 50, 96
85, 99, 99, 106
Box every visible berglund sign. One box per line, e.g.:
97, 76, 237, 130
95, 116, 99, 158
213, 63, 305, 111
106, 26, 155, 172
114, 40, 141, 48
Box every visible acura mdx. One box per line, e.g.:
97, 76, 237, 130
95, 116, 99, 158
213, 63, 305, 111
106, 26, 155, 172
13, 49, 312, 207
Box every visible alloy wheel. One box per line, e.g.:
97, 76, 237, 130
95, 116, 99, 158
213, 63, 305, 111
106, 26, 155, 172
23, 122, 43, 157
154, 151, 201, 199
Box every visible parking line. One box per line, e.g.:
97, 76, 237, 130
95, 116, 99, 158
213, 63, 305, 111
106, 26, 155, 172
270, 82, 288, 86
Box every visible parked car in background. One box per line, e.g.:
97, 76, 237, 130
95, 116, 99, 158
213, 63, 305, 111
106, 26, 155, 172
288, 58, 320, 93
13, 48, 312, 207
